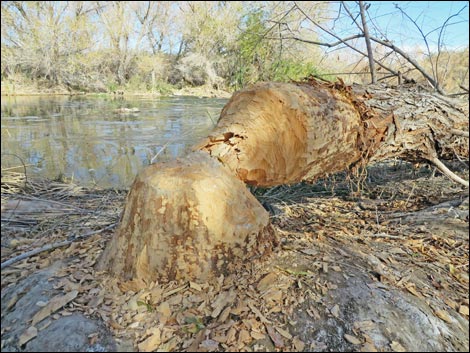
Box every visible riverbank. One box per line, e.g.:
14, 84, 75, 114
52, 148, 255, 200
1, 160, 468, 352
1, 81, 233, 99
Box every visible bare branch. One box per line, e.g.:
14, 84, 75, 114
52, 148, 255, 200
394, 4, 437, 87
436, 5, 468, 84
369, 36, 445, 94
358, 1, 377, 83
1, 222, 118, 269
293, 2, 405, 79
273, 34, 364, 47
428, 156, 469, 188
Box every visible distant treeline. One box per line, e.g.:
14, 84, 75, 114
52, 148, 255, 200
1, 1, 468, 95
1, 1, 323, 93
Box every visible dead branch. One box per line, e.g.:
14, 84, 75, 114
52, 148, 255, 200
0, 222, 117, 269
428, 157, 469, 188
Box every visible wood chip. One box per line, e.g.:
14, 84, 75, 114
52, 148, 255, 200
275, 326, 292, 340
238, 329, 251, 344
247, 301, 271, 324
137, 328, 161, 352
292, 336, 305, 351
344, 334, 361, 345
434, 309, 453, 323
158, 301, 171, 318
31, 290, 78, 325
257, 272, 278, 292
250, 331, 266, 340
18, 326, 37, 347
211, 290, 236, 318
360, 342, 378, 352
265, 324, 284, 348
390, 341, 406, 352
330, 304, 340, 318
458, 305, 469, 316
405, 284, 422, 298
189, 282, 202, 291
200, 339, 219, 352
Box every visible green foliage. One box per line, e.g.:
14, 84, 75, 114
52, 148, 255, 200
182, 316, 205, 334
269, 59, 320, 82
152, 81, 175, 95
233, 9, 274, 88
107, 83, 118, 93
231, 9, 323, 88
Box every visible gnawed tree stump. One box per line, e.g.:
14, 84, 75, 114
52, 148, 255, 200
99, 80, 468, 283
98, 151, 275, 282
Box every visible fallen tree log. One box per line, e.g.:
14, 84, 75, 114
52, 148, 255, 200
98, 80, 468, 283
196, 80, 468, 186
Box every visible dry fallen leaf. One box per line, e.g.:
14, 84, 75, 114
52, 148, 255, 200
31, 290, 78, 325
344, 334, 361, 345
137, 328, 161, 352
266, 324, 284, 348
458, 305, 469, 316
292, 336, 305, 351
18, 326, 37, 347
390, 341, 406, 352
434, 309, 453, 323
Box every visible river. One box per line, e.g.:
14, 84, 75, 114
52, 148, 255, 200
1, 95, 228, 189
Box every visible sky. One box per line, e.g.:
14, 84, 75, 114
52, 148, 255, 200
329, 1, 469, 51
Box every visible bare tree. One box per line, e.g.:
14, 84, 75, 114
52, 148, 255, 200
286, 1, 469, 95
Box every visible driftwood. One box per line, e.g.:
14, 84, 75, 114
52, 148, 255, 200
98, 80, 468, 283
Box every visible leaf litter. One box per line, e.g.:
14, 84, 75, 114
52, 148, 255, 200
1, 160, 469, 351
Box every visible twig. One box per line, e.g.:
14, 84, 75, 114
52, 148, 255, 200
450, 129, 469, 138
369, 36, 445, 95
362, 232, 402, 239
428, 156, 469, 187
0, 222, 118, 269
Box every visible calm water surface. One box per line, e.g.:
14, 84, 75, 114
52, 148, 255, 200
1, 95, 227, 188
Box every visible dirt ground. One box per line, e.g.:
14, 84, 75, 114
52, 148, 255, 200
1, 160, 468, 352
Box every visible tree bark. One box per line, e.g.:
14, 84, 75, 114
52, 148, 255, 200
99, 80, 468, 283
358, 1, 377, 84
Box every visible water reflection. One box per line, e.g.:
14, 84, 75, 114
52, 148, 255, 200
1, 95, 227, 189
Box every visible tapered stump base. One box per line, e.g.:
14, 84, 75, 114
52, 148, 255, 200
98, 151, 276, 283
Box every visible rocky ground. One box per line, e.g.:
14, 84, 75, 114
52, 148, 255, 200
1, 160, 468, 352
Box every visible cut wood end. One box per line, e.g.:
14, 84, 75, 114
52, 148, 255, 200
98, 151, 277, 283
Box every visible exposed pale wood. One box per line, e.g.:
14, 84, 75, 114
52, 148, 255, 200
195, 81, 367, 186
100, 80, 468, 283
196, 81, 468, 186
97, 151, 276, 283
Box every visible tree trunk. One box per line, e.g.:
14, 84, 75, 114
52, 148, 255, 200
98, 80, 468, 283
